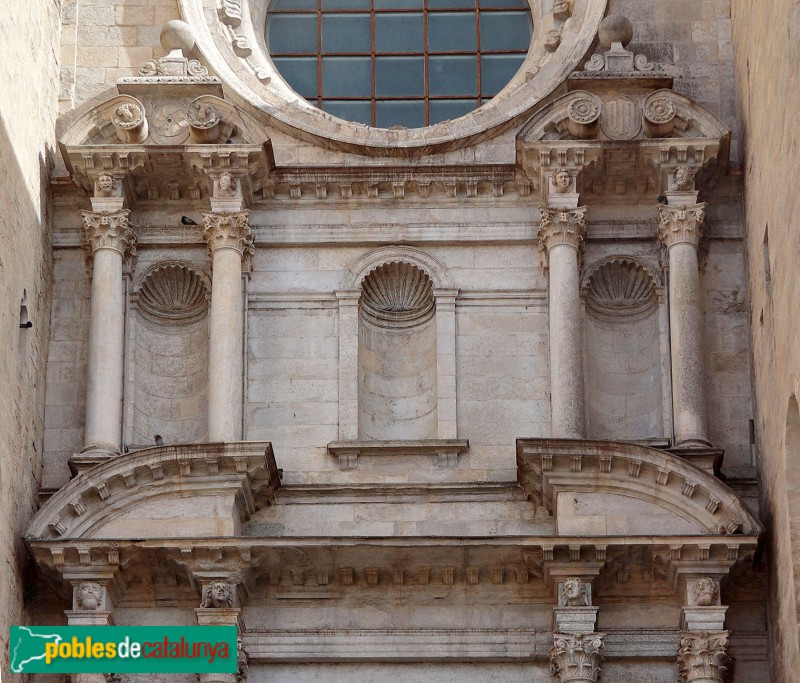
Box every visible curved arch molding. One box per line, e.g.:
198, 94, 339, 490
178, 0, 609, 154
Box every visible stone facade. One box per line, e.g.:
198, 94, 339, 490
0, 0, 791, 681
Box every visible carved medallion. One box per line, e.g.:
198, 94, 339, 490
600, 96, 641, 140
150, 105, 190, 145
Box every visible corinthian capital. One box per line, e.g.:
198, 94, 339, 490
81, 209, 136, 256
657, 203, 706, 249
550, 632, 604, 683
538, 206, 587, 270
202, 211, 255, 260
677, 631, 730, 683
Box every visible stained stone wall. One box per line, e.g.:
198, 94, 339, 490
0, 0, 60, 671
731, 0, 800, 679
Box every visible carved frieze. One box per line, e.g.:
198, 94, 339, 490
550, 632, 605, 683
657, 203, 706, 249
677, 631, 730, 683
82, 210, 137, 257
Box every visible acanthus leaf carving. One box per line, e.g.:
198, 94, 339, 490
677, 631, 730, 683
657, 203, 706, 249
82, 209, 137, 258
202, 211, 254, 263
537, 206, 587, 270
550, 632, 605, 682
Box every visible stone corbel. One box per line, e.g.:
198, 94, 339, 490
544, 563, 604, 634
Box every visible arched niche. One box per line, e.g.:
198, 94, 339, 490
337, 247, 457, 442
126, 262, 211, 447
358, 262, 438, 440
582, 257, 669, 442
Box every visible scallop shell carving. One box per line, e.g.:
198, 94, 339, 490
361, 262, 435, 328
586, 259, 656, 316
137, 264, 210, 324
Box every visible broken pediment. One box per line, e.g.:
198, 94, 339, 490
516, 89, 731, 202
26, 443, 280, 541
516, 439, 762, 538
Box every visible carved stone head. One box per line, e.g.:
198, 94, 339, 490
673, 165, 696, 192
552, 168, 573, 193
202, 580, 234, 608
692, 577, 718, 606
217, 173, 237, 198
562, 577, 590, 606
76, 581, 103, 610
95, 173, 115, 198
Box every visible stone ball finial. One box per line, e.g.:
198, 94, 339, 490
160, 20, 195, 53
598, 15, 633, 48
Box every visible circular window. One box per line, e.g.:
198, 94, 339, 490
265, 0, 533, 129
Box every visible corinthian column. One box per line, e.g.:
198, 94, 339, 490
539, 206, 587, 439
81, 209, 136, 456
202, 211, 253, 442
657, 203, 710, 447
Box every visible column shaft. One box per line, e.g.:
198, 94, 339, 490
539, 206, 587, 440
208, 248, 245, 441
668, 242, 709, 446
658, 203, 710, 447
81, 209, 134, 455
548, 244, 585, 439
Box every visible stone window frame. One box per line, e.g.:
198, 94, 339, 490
178, 0, 609, 154
336, 246, 457, 440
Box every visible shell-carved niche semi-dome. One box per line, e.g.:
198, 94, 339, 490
136, 263, 210, 325
361, 262, 435, 329
584, 257, 658, 319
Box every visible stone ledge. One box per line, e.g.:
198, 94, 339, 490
328, 439, 469, 471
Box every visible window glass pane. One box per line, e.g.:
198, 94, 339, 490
267, 15, 318, 54
375, 14, 424, 52
322, 0, 370, 8
479, 0, 528, 8
322, 57, 372, 96
429, 99, 477, 123
269, 0, 318, 11
321, 13, 371, 53
479, 12, 532, 51
429, 55, 478, 96
427, 13, 477, 52
376, 101, 425, 128
323, 100, 373, 125
375, 57, 425, 96
375, 0, 423, 7
273, 57, 319, 97
427, 0, 475, 7
480, 54, 524, 95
